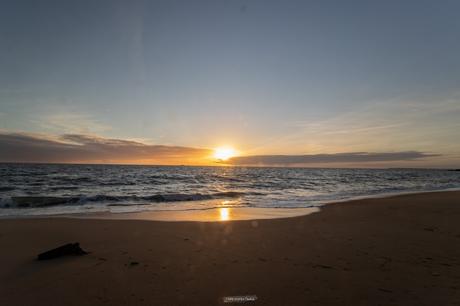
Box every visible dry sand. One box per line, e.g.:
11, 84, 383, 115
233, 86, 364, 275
1, 191, 459, 305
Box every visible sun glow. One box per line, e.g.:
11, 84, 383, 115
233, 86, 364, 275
213, 147, 237, 161
219, 207, 230, 221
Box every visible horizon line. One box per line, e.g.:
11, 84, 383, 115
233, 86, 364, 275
0, 161, 456, 171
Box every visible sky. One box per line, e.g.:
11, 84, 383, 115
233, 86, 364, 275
0, 0, 459, 167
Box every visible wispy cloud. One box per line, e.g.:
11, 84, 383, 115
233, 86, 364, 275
0, 132, 211, 165
258, 94, 460, 156
35, 112, 112, 134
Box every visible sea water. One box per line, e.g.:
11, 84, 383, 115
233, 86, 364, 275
0, 163, 459, 217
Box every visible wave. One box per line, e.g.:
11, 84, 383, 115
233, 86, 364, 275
0, 191, 246, 208
0, 186, 15, 192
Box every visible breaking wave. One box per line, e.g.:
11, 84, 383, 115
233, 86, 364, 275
0, 191, 246, 208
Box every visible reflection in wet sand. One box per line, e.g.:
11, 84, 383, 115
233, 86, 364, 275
70, 204, 320, 222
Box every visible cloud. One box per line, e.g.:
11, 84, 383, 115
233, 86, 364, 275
0, 131, 444, 167
29, 112, 113, 135
227, 152, 440, 166
0, 132, 212, 164
253, 93, 460, 156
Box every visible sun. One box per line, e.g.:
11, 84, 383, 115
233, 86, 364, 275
213, 146, 236, 161
219, 207, 230, 221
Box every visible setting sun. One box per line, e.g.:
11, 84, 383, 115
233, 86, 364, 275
219, 207, 230, 221
213, 147, 237, 161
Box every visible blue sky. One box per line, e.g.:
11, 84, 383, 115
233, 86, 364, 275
1, 0, 459, 166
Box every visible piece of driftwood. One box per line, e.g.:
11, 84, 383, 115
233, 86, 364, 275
37, 243, 88, 260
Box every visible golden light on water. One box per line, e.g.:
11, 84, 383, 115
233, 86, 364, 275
213, 147, 237, 161
219, 207, 230, 221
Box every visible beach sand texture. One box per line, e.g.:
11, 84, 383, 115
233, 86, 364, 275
1, 191, 459, 305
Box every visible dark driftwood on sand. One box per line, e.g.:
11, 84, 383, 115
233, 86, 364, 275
37, 243, 88, 260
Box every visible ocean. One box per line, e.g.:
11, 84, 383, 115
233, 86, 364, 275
0, 163, 459, 217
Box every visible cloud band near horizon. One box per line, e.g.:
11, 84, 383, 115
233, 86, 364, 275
226, 152, 440, 166
0, 131, 440, 166
0, 132, 211, 165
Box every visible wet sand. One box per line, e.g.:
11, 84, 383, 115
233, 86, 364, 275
67, 206, 320, 222
1, 191, 459, 305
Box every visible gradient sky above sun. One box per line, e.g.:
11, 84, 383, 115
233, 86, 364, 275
0, 0, 459, 167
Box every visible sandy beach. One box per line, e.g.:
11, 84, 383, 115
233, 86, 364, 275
1, 191, 459, 305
